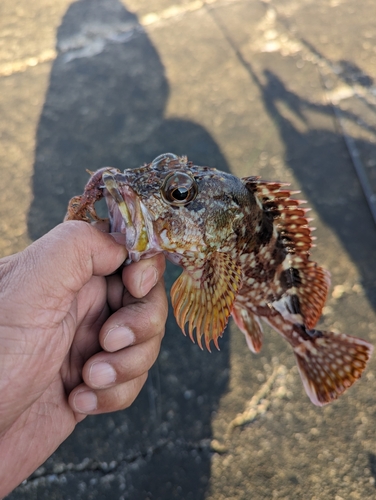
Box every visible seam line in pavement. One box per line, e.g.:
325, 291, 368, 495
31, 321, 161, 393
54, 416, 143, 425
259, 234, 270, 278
0, 0, 231, 77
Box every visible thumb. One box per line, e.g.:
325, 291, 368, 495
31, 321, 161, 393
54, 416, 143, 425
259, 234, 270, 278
21, 221, 128, 296
0, 221, 128, 322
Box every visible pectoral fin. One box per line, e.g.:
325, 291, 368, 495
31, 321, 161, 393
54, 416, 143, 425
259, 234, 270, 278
170, 251, 242, 351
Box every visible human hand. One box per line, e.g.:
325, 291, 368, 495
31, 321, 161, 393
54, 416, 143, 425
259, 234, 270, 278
0, 221, 167, 496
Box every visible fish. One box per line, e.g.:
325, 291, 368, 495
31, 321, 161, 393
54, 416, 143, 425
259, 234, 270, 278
65, 153, 373, 406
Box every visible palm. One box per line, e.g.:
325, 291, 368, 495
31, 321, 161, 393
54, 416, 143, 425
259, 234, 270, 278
1, 275, 111, 465
60, 275, 110, 397
0, 223, 167, 496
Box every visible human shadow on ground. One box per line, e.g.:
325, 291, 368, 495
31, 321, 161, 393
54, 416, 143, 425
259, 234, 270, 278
256, 67, 376, 309
22, 0, 231, 499
211, 18, 376, 310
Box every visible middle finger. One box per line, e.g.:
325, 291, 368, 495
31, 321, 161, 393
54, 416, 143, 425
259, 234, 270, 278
100, 279, 167, 353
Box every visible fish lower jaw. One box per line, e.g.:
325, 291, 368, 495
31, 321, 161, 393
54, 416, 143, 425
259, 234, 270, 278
127, 221, 162, 262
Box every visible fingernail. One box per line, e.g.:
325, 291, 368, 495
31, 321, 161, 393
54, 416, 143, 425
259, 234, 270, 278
104, 326, 135, 352
140, 265, 158, 296
89, 362, 117, 388
73, 391, 97, 413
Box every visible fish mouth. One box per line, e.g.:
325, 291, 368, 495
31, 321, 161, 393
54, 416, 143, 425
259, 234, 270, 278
102, 172, 150, 258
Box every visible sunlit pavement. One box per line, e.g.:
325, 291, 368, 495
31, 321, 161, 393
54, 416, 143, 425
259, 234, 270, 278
2, 1, 376, 498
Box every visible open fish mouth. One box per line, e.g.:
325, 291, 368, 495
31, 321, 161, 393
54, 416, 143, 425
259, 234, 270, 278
102, 171, 149, 258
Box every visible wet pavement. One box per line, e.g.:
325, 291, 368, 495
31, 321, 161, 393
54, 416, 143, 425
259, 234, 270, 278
1, 0, 376, 498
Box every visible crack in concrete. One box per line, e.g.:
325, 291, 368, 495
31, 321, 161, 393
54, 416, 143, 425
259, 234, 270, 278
20, 438, 212, 489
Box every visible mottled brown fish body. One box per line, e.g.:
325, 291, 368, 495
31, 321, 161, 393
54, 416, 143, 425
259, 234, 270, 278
65, 153, 373, 407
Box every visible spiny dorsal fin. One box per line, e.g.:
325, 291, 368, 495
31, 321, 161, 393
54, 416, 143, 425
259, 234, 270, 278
170, 252, 242, 351
242, 177, 330, 327
242, 177, 314, 256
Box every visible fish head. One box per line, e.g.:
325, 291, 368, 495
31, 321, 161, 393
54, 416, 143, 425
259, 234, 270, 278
103, 153, 256, 263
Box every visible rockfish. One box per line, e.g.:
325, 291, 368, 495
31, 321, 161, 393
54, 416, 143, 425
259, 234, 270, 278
65, 153, 373, 406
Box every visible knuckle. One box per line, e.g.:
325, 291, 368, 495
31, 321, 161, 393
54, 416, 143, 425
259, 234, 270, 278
129, 293, 168, 337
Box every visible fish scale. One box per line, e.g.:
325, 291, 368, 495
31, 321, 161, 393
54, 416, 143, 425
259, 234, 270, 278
65, 153, 373, 407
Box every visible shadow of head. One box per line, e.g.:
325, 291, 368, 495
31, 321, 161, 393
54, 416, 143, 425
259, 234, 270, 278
28, 0, 229, 241
28, 0, 168, 240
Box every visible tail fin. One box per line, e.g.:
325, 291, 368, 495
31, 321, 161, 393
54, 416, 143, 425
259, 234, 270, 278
293, 330, 373, 406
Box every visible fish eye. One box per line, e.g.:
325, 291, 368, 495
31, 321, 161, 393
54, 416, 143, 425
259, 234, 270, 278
161, 172, 198, 206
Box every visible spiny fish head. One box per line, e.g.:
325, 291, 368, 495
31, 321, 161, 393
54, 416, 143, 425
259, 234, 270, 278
105, 154, 259, 261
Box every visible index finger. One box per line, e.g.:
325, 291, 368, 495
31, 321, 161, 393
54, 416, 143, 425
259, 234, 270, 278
122, 253, 166, 298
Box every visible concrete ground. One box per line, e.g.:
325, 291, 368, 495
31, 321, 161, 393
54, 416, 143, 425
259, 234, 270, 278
1, 0, 376, 498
